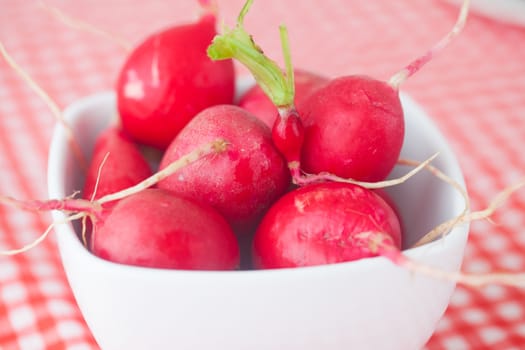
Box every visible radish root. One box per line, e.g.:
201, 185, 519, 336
398, 177, 525, 287
402, 259, 525, 288
371, 231, 525, 287
397, 158, 470, 247
38, 0, 131, 52
89, 152, 111, 202
352, 159, 525, 287
81, 215, 89, 248
0, 41, 88, 171
294, 153, 439, 188
415, 177, 525, 247
0, 212, 86, 256
388, 0, 471, 88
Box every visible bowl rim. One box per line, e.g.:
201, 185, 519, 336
47, 79, 470, 277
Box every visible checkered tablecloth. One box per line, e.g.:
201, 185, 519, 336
0, 0, 524, 349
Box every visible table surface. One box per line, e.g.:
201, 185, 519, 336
1, 0, 525, 349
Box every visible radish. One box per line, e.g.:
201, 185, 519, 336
298, 76, 404, 181
92, 188, 239, 270
238, 69, 328, 128
82, 126, 153, 201
253, 182, 402, 268
158, 104, 291, 231
208, 0, 470, 184
116, 8, 235, 149
252, 178, 525, 289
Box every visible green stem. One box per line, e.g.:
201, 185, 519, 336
207, 0, 294, 109
279, 25, 294, 104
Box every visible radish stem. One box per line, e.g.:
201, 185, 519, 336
207, 0, 295, 109
280, 25, 295, 107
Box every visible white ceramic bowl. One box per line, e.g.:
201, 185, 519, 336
47, 78, 469, 350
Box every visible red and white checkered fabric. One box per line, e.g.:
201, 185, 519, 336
1, 0, 524, 348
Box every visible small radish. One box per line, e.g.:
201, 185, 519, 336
253, 182, 402, 268
116, 8, 235, 149
208, 0, 470, 184
238, 69, 328, 128
92, 188, 239, 270
82, 126, 153, 201
158, 104, 290, 231
298, 76, 404, 181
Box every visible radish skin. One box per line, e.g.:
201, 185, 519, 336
38, 0, 131, 51
0, 41, 88, 170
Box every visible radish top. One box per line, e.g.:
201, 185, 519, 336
207, 0, 295, 111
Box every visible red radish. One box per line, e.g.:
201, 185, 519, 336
208, 0, 470, 184
158, 104, 291, 231
253, 182, 402, 268
239, 69, 328, 128
297, 76, 404, 181
92, 188, 239, 270
252, 178, 525, 288
116, 10, 235, 149
82, 126, 152, 201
